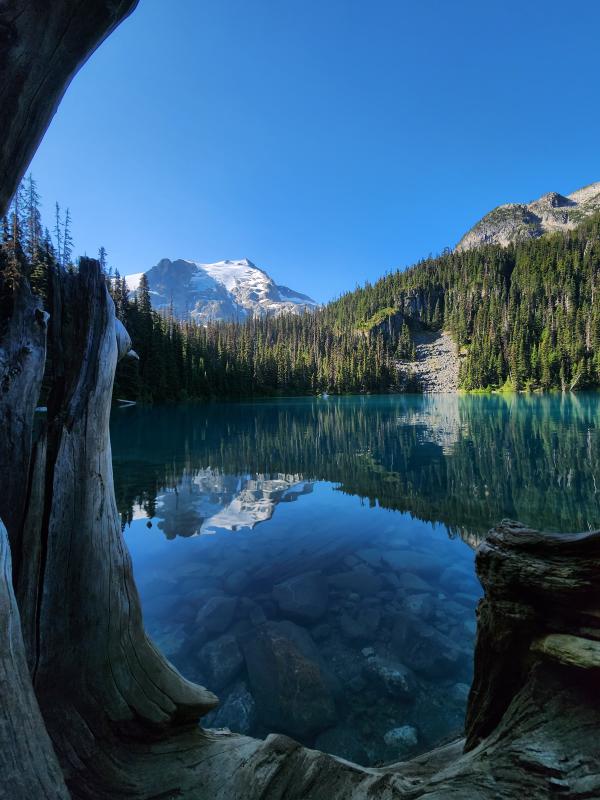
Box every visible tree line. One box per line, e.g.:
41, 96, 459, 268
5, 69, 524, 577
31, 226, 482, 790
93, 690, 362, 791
3, 175, 600, 401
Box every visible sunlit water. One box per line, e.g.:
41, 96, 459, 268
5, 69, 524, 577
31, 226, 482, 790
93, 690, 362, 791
111, 393, 600, 765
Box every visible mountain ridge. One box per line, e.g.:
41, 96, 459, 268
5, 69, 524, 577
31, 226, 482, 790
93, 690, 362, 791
125, 257, 317, 322
456, 180, 600, 251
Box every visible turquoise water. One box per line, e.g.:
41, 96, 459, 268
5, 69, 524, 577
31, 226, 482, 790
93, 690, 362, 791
111, 393, 600, 765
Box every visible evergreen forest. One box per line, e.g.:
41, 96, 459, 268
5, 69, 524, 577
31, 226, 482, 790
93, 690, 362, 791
3, 175, 600, 402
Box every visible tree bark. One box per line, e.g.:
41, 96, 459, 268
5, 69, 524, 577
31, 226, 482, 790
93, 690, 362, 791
0, 276, 46, 566
0, 519, 70, 800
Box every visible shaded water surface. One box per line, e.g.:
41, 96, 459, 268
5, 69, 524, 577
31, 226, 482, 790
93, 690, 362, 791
111, 394, 600, 764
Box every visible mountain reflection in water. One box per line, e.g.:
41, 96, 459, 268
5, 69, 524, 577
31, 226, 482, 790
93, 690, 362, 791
111, 393, 600, 765
150, 472, 314, 538
113, 393, 600, 539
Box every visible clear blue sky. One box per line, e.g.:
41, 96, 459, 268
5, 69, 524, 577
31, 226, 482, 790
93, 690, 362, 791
29, 0, 600, 302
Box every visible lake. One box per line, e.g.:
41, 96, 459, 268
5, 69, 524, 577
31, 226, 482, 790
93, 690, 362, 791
111, 393, 600, 765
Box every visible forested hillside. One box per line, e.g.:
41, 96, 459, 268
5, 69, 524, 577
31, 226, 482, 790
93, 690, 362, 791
3, 176, 600, 401
112, 213, 600, 398
326, 215, 600, 391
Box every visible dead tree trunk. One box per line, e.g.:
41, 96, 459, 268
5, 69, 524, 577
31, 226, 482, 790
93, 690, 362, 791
8, 262, 217, 792
0, 519, 70, 800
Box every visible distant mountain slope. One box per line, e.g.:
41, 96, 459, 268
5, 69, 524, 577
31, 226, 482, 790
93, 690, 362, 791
126, 258, 317, 322
456, 181, 600, 251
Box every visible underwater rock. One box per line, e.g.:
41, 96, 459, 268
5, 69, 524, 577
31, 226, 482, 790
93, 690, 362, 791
363, 656, 416, 699
383, 724, 419, 753
203, 681, 256, 734
240, 621, 337, 738
310, 623, 333, 642
392, 616, 468, 678
439, 563, 478, 592
339, 607, 381, 642
200, 634, 244, 691
328, 568, 383, 596
402, 593, 436, 620
397, 572, 437, 593
355, 548, 384, 568
382, 551, 445, 577
195, 596, 238, 634
272, 571, 328, 623
224, 569, 251, 593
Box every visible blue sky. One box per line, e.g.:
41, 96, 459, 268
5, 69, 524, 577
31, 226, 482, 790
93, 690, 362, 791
29, 0, 600, 303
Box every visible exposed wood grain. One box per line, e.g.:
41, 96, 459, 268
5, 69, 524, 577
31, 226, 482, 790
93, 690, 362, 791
0, 519, 70, 800
0, 276, 47, 577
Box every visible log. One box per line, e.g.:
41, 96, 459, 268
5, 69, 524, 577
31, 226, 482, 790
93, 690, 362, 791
465, 521, 600, 749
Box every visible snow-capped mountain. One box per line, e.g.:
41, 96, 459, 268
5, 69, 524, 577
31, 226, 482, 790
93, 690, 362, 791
125, 258, 317, 322
456, 181, 600, 251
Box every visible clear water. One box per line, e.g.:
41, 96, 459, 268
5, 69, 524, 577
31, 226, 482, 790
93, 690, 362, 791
111, 393, 600, 765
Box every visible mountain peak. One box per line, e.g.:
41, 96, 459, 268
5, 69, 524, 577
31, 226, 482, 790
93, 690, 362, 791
456, 181, 600, 251
126, 258, 317, 322
230, 257, 255, 267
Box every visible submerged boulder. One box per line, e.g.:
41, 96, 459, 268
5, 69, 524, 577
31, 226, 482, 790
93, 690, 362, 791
202, 680, 256, 734
363, 656, 416, 700
383, 724, 419, 755
392, 615, 469, 678
199, 634, 243, 691
339, 607, 381, 642
239, 621, 337, 738
195, 596, 237, 635
272, 571, 328, 623
382, 551, 446, 577
328, 567, 383, 596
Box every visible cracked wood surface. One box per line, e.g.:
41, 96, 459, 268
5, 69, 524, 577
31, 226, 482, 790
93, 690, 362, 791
0, 519, 69, 800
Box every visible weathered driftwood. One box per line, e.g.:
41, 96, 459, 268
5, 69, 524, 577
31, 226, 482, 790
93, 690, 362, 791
466, 522, 600, 750
16, 263, 216, 779
0, 519, 69, 800
0, 0, 139, 213
0, 277, 47, 562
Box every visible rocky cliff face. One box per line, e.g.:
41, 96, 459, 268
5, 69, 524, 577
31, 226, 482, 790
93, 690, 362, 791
126, 258, 317, 322
456, 181, 600, 251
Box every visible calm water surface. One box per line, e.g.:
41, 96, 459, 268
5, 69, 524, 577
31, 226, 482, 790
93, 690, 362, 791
111, 393, 600, 765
